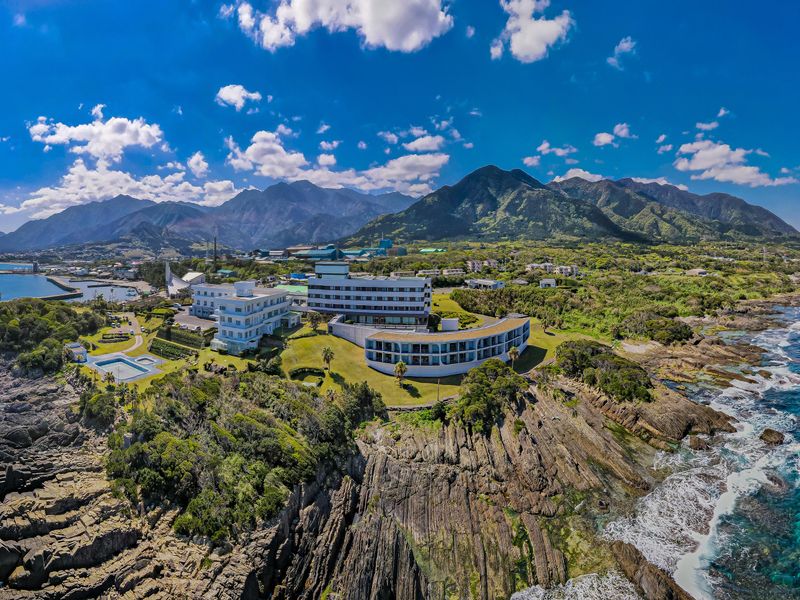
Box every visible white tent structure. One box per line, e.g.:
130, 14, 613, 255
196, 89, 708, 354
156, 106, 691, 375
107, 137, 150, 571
165, 262, 193, 297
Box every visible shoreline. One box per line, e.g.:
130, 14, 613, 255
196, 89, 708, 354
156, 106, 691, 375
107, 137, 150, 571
611, 295, 800, 599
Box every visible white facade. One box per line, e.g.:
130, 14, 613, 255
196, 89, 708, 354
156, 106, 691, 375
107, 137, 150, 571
539, 278, 557, 288
365, 318, 530, 377
192, 281, 295, 355
308, 262, 431, 327
526, 262, 555, 273
466, 278, 505, 290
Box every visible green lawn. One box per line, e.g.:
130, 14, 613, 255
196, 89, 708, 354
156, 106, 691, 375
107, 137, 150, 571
82, 328, 137, 355
280, 324, 462, 407
431, 293, 489, 328
512, 319, 586, 373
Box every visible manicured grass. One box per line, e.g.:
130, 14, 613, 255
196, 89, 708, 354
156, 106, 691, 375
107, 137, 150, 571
82, 327, 137, 355
279, 324, 462, 407
512, 319, 586, 373
431, 293, 489, 328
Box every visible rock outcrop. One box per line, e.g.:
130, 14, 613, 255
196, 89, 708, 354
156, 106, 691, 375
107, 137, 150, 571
0, 363, 715, 600
759, 428, 785, 445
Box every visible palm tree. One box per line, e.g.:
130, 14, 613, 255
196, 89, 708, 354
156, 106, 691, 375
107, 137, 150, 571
394, 361, 408, 386
508, 345, 519, 371
322, 346, 335, 371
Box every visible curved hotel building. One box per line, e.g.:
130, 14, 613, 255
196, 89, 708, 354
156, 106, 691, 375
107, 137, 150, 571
363, 317, 529, 377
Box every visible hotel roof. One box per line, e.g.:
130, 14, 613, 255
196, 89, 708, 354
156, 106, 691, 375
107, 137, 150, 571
366, 317, 528, 343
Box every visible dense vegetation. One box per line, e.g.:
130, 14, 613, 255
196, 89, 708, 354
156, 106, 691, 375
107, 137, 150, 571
448, 359, 528, 434
104, 371, 385, 543
0, 299, 103, 372
552, 340, 652, 403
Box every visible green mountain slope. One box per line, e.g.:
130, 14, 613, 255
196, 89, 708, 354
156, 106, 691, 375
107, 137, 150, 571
347, 166, 642, 244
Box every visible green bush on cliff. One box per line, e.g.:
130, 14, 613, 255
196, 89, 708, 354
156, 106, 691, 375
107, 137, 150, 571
106, 371, 385, 543
554, 340, 652, 403
449, 359, 528, 434
0, 299, 104, 373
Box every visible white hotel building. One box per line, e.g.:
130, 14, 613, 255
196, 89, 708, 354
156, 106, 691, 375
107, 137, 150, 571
191, 281, 299, 355
307, 262, 431, 327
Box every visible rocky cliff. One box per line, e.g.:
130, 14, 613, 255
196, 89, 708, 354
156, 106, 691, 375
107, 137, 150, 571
0, 361, 726, 599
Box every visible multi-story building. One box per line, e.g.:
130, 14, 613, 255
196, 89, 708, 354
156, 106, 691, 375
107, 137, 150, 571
526, 262, 555, 273
466, 278, 505, 290
364, 317, 530, 377
442, 268, 466, 276
307, 262, 431, 327
555, 265, 579, 277
466, 260, 483, 273
416, 269, 441, 277
192, 281, 298, 355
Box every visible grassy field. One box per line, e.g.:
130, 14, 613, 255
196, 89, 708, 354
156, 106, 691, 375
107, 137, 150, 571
512, 319, 586, 373
279, 324, 462, 407
431, 293, 490, 328
82, 328, 137, 355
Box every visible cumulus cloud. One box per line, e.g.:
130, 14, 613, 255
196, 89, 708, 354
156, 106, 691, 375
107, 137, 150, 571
319, 140, 341, 151
592, 132, 616, 147
537, 139, 577, 157
656, 133, 667, 144
630, 177, 688, 191
612, 122, 637, 139
466, 25, 475, 38
522, 155, 541, 167
717, 107, 730, 118
607, 36, 636, 70
235, 0, 453, 53
674, 139, 798, 187
402, 134, 445, 152
28, 111, 163, 162
357, 140, 367, 150
317, 122, 331, 134
215, 84, 263, 111
463, 142, 474, 149
492, 0, 573, 63
552, 168, 603, 182
16, 159, 239, 218
187, 151, 209, 178
657, 144, 673, 154
226, 127, 449, 194
378, 131, 399, 145
317, 153, 337, 166
696, 120, 718, 131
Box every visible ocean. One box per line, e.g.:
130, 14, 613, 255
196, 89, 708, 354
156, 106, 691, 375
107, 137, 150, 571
514, 306, 800, 599
0, 274, 139, 302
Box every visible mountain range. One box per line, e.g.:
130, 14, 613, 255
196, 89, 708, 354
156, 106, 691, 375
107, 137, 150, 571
347, 166, 797, 244
0, 183, 416, 253
1, 166, 795, 254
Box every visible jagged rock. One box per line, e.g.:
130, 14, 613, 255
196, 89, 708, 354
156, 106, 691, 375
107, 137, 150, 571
611, 541, 692, 600
760, 428, 784, 445
688, 436, 710, 451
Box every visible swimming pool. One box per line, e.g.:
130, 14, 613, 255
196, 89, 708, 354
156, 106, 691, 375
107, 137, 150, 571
95, 357, 149, 381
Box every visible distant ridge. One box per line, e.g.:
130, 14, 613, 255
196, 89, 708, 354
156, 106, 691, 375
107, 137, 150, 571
0, 182, 416, 253
346, 166, 797, 244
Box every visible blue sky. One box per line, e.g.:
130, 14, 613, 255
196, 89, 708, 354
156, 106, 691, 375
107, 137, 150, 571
1, 0, 799, 232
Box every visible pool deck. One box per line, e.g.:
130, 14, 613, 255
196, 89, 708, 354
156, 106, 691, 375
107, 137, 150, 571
86, 352, 164, 383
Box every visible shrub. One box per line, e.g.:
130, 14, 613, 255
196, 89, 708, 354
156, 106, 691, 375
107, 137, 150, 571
449, 359, 527, 434
149, 338, 196, 360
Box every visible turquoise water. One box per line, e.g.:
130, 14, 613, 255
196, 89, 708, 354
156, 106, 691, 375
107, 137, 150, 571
0, 273, 65, 300
0, 262, 34, 271
605, 306, 800, 599
95, 357, 148, 380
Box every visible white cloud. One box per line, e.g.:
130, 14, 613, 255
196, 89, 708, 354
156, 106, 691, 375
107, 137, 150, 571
469, 108, 483, 117
319, 139, 341, 151
219, 4, 235, 19
226, 127, 449, 195
537, 139, 577, 157
317, 153, 337, 166
28, 111, 163, 162
235, 0, 453, 53
607, 36, 636, 70
317, 122, 331, 134
696, 120, 718, 131
522, 155, 541, 167
717, 107, 730, 118
674, 139, 798, 187
463, 142, 474, 149
215, 84, 263, 111
16, 159, 239, 218
592, 132, 617, 147
357, 140, 368, 150
187, 151, 209, 178
466, 25, 475, 38
378, 130, 399, 144
492, 0, 574, 63
657, 144, 673, 154
402, 134, 445, 152
612, 122, 637, 139
160, 161, 186, 171
656, 133, 667, 144
553, 168, 603, 182
275, 123, 296, 137
630, 176, 688, 191
12, 13, 26, 27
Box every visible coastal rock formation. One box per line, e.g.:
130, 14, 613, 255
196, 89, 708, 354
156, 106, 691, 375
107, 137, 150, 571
759, 428, 785, 445
1, 364, 708, 600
